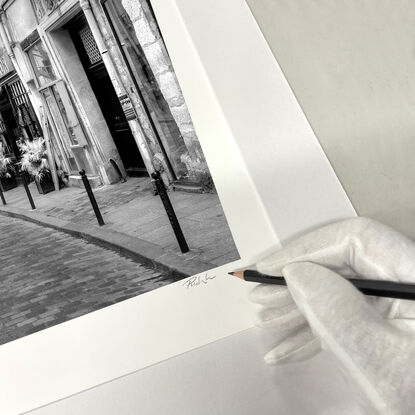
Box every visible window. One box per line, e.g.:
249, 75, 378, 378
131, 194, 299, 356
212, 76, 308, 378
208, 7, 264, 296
6, 79, 41, 139
27, 41, 57, 87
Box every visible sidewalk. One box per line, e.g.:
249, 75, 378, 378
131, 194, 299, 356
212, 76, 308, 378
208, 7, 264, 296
0, 178, 239, 277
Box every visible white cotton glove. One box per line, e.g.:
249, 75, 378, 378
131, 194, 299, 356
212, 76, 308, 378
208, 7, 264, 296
249, 217, 415, 364
283, 262, 415, 415
248, 217, 415, 414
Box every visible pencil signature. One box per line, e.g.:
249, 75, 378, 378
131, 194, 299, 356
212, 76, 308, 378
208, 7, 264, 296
182, 274, 216, 289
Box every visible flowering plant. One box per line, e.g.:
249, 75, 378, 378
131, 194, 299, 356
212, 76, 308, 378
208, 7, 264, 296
18, 137, 50, 180
0, 142, 14, 178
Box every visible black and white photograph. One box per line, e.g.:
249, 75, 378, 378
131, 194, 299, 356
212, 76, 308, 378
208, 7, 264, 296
3, 1, 415, 415
0, 0, 239, 346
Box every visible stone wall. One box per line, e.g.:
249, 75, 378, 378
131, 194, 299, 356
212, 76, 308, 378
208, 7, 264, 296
121, 0, 210, 183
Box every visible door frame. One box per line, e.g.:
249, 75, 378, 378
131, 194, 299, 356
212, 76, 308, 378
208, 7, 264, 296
100, 0, 177, 180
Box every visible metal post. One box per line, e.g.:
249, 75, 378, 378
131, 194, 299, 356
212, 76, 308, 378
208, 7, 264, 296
0, 181, 6, 205
151, 171, 189, 253
79, 170, 105, 226
21, 172, 36, 210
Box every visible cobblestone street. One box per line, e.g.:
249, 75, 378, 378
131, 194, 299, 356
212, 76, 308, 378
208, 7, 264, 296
1, 177, 239, 275
0, 215, 179, 346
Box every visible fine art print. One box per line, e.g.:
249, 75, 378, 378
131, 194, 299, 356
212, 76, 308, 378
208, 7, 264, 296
3, 0, 414, 414
0, 0, 239, 346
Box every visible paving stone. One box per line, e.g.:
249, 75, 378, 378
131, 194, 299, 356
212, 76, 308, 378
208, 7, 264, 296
32, 316, 55, 327
16, 317, 37, 327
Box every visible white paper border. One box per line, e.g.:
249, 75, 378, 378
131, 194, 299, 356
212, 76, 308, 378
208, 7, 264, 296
0, 1, 355, 414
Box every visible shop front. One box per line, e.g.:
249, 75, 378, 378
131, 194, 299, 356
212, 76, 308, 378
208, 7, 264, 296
2, 0, 125, 186
1, 0, 214, 191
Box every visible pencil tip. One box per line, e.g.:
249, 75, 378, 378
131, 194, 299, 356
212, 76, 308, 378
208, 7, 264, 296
229, 271, 245, 279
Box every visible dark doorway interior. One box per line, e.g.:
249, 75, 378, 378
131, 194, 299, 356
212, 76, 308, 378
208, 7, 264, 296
0, 88, 20, 158
67, 14, 147, 176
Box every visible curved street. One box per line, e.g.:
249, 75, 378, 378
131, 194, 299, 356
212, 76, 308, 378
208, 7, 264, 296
0, 215, 177, 346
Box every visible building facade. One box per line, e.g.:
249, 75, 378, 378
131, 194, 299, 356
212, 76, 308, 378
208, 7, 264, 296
0, 0, 212, 190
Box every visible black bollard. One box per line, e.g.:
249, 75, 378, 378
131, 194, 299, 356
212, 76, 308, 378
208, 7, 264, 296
79, 170, 105, 226
0, 182, 6, 205
151, 171, 189, 253
21, 172, 36, 210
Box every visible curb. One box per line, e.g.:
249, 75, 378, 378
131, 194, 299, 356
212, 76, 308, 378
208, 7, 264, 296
0, 206, 217, 279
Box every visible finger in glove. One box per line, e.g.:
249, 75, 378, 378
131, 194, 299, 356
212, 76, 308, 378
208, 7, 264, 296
249, 283, 294, 307
255, 303, 308, 331
264, 327, 321, 365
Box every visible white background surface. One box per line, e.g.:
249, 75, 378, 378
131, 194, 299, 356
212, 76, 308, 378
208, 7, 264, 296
27, 328, 359, 415
1, 0, 356, 414
246, 0, 415, 240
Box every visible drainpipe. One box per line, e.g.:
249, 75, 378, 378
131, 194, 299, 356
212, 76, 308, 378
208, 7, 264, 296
79, 0, 155, 176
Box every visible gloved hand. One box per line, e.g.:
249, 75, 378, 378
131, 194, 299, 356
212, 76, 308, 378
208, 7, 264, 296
249, 217, 415, 414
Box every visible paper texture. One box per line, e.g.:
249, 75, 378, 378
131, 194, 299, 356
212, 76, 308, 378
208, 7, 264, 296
27, 328, 360, 415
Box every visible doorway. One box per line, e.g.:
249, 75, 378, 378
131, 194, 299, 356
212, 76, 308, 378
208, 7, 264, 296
67, 14, 147, 177
0, 107, 20, 158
